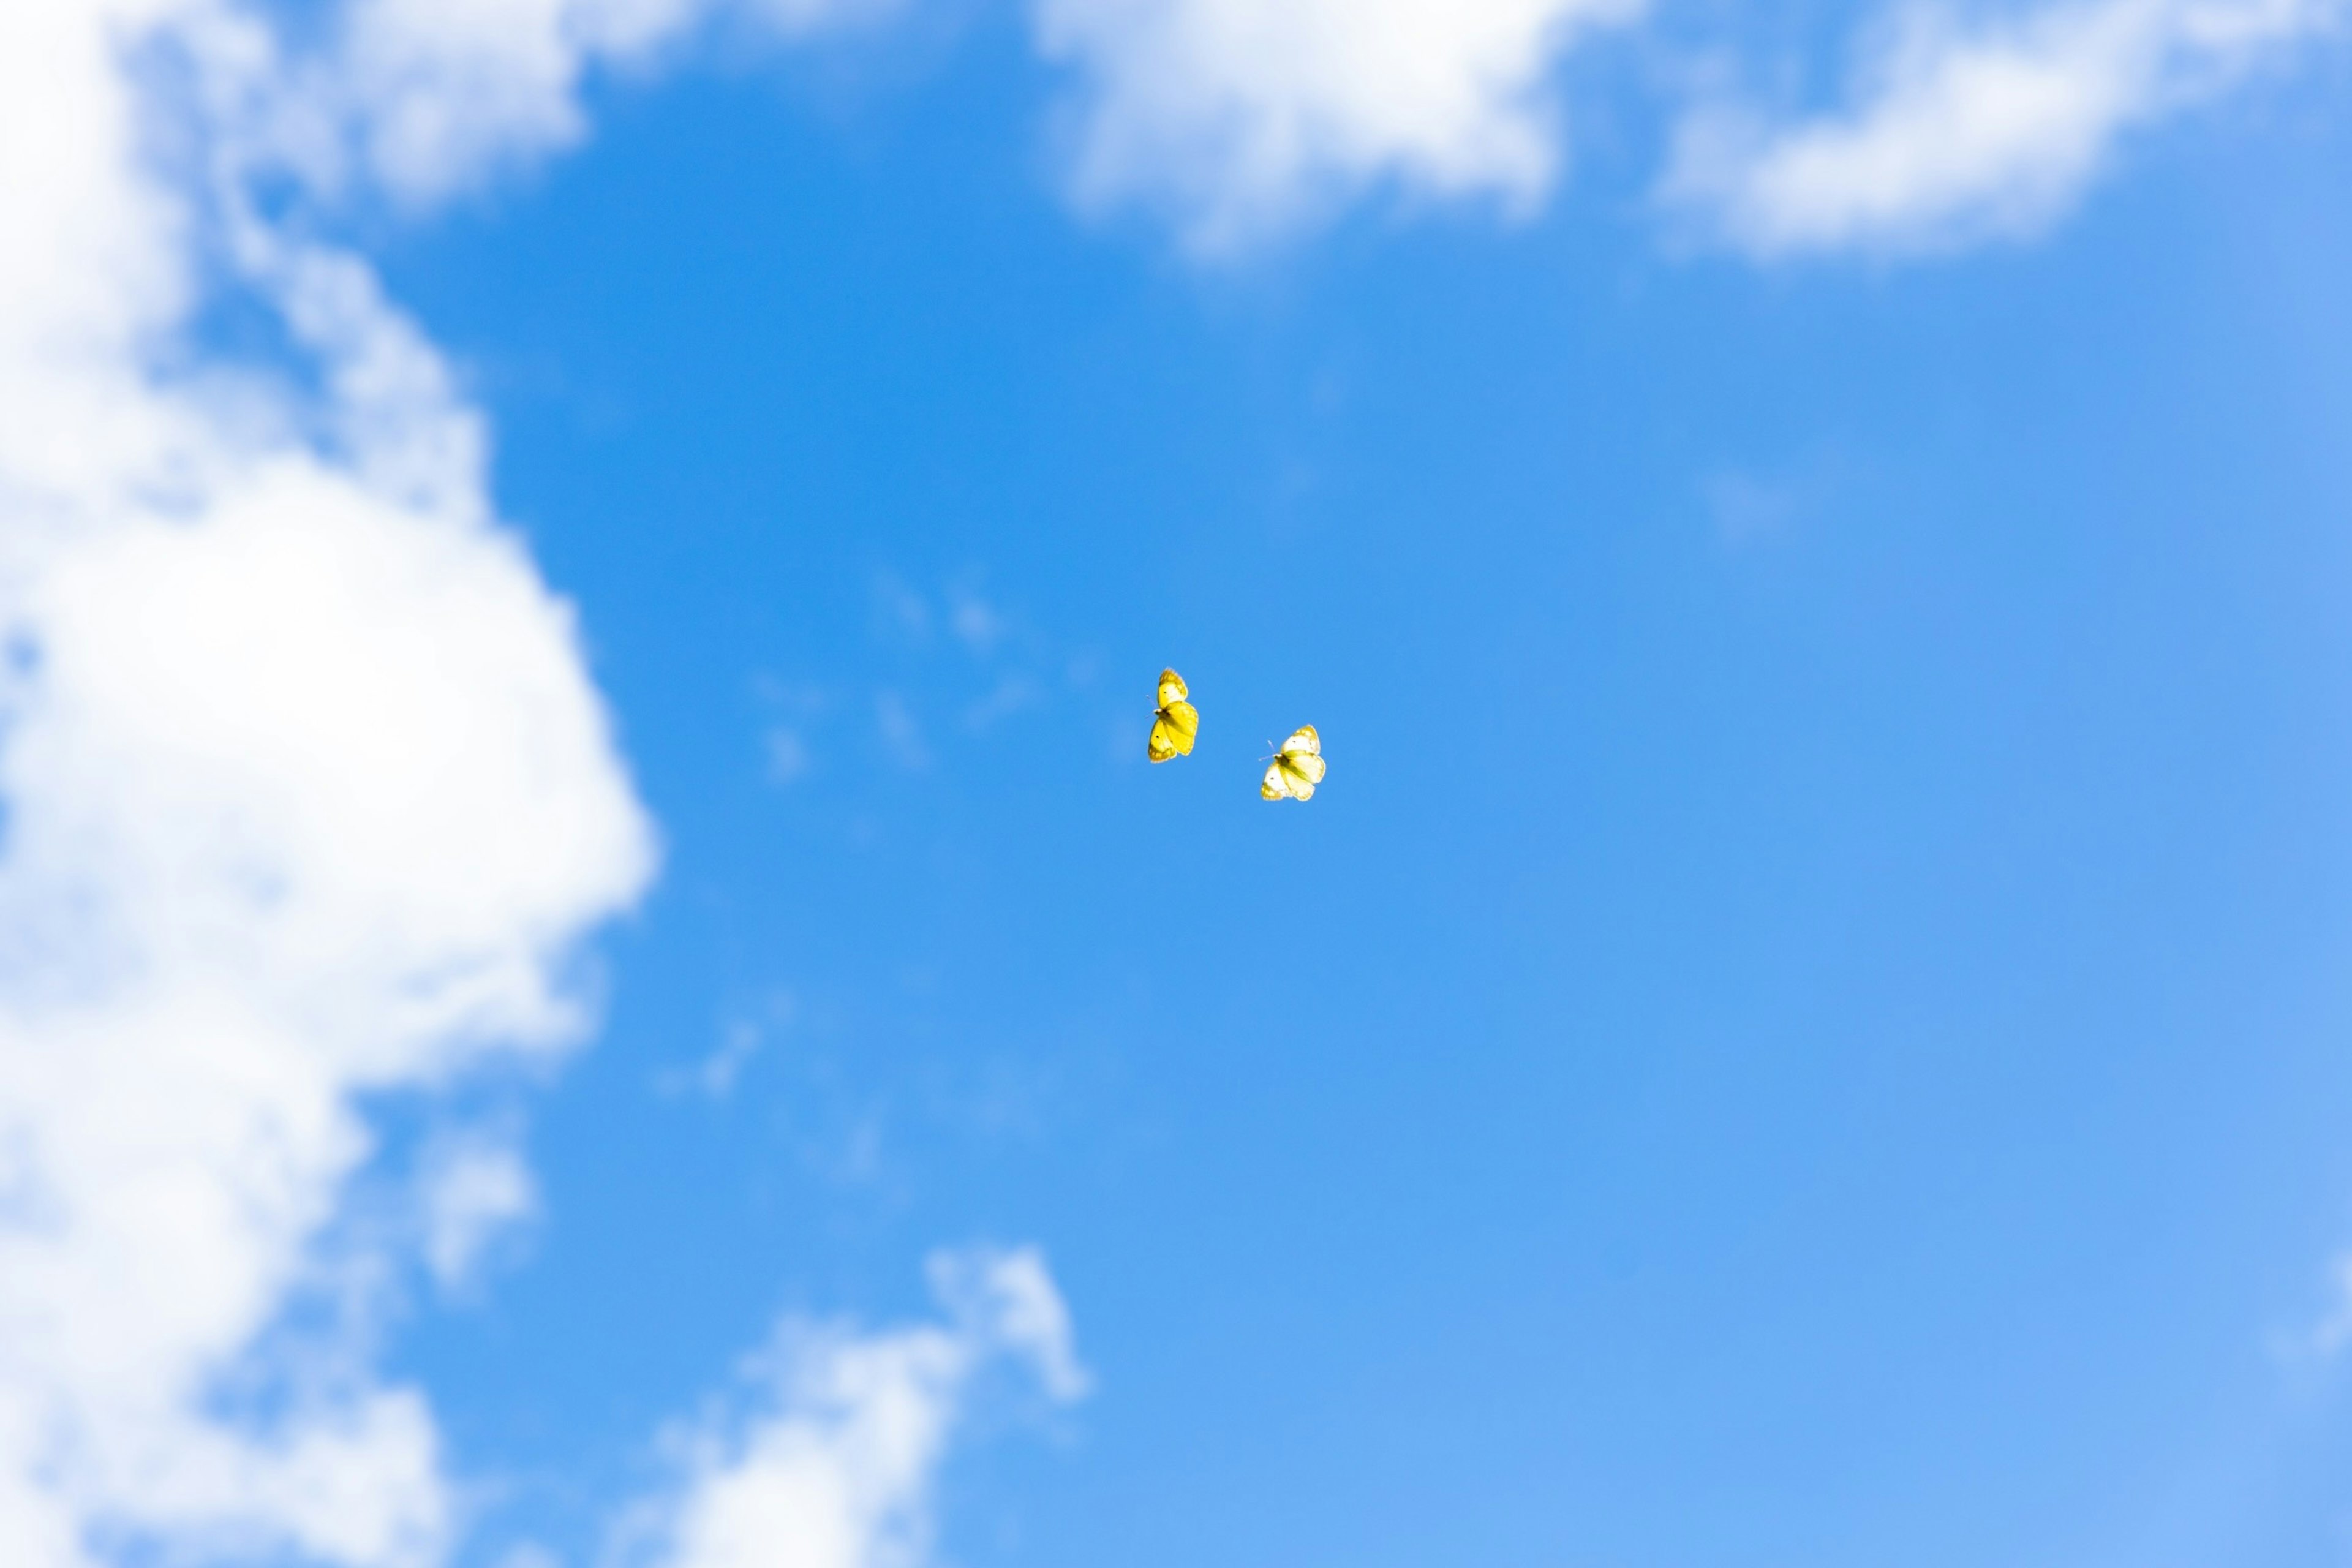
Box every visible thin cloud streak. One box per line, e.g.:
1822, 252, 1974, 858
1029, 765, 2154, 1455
1661, 0, 2345, 256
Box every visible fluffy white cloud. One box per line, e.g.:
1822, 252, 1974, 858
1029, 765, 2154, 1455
1, 6, 1083, 1564
1662, 0, 2344, 257
0, 6, 657, 1565
631, 1249, 1086, 1568
1030, 0, 1645, 252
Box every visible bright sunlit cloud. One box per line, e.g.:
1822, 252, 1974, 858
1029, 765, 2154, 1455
0, 2, 656, 1559
1662, 0, 2344, 257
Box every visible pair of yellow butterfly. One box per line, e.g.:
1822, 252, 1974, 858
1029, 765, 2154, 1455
1147, 668, 1327, 801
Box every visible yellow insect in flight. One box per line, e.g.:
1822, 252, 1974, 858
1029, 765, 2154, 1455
1148, 668, 1199, 763
1261, 726, 1326, 801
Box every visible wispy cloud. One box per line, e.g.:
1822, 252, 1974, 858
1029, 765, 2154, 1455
963, 675, 1042, 733
873, 571, 935, 647
417, 1130, 540, 1292
1698, 445, 1856, 545
1662, 0, 2345, 257
946, 583, 1005, 655
767, 726, 817, 783
273, 0, 902, 209
1031, 0, 2340, 258
662, 991, 799, 1099
756, 676, 833, 786
875, 690, 933, 770
2275, 1249, 2352, 1362
762, 573, 1084, 786
624, 1248, 1087, 1568
1030, 0, 1646, 252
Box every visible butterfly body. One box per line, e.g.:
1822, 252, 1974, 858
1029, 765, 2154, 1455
1148, 669, 1199, 763
1261, 725, 1326, 801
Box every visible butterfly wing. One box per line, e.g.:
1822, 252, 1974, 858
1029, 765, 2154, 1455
1262, 724, 1324, 801
1148, 700, 1199, 763
1148, 669, 1199, 763
1278, 725, 1325, 789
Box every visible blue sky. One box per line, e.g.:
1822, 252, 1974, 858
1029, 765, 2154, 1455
367, 24, 2352, 1566
9, 2, 2352, 1567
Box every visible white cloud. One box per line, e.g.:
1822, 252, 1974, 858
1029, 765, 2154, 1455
418, 1133, 540, 1290
1663, 0, 2345, 257
252, 0, 901, 208
1030, 0, 1646, 251
0, 2, 658, 1563
1, 7, 1086, 1566
629, 1248, 1087, 1568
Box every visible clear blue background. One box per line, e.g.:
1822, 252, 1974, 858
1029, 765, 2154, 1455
371, 21, 2352, 1566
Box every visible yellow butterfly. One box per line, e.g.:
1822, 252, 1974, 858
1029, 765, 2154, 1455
1261, 725, 1325, 801
1148, 668, 1199, 763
